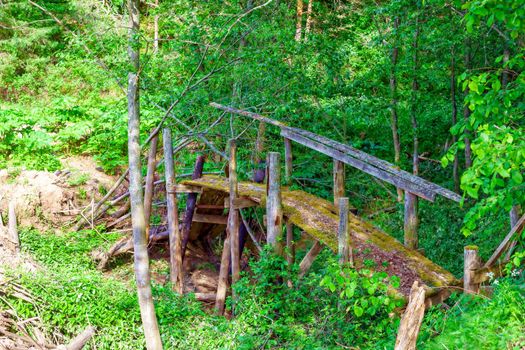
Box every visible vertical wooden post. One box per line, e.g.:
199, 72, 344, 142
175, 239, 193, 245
8, 201, 19, 253
333, 160, 345, 205
266, 152, 283, 253
286, 221, 295, 266
163, 128, 183, 294
215, 234, 231, 315
181, 155, 205, 257
228, 139, 241, 285
337, 197, 352, 266
284, 138, 293, 186
464, 246, 480, 294
404, 192, 418, 249
143, 134, 159, 239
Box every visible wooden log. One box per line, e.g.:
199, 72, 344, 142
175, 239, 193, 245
224, 196, 259, 209
163, 128, 183, 294
215, 233, 231, 315
8, 201, 19, 252
299, 241, 323, 278
471, 262, 506, 284
192, 213, 228, 225
143, 133, 159, 239
284, 137, 293, 186
281, 129, 437, 202
168, 184, 203, 193
228, 140, 241, 286
58, 326, 96, 350
484, 213, 525, 268
195, 292, 217, 302
210, 103, 461, 202
404, 192, 419, 249
464, 246, 481, 294
266, 152, 283, 253
394, 281, 426, 350
337, 197, 353, 266
182, 155, 206, 257
333, 160, 345, 205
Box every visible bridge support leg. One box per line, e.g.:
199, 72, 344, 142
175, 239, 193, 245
404, 191, 419, 249
228, 139, 241, 286
284, 138, 293, 186
163, 128, 183, 294
464, 246, 480, 294
299, 241, 323, 278
266, 152, 283, 254
338, 197, 353, 266
286, 220, 295, 265
333, 160, 345, 205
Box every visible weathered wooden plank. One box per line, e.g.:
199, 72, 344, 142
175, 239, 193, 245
224, 196, 259, 209
228, 139, 241, 286
192, 213, 228, 225
404, 192, 419, 249
168, 184, 203, 194
484, 213, 525, 268
266, 152, 283, 252
281, 129, 436, 202
338, 197, 352, 266
284, 137, 293, 186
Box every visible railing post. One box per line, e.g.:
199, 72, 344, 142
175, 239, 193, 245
163, 128, 183, 294
284, 138, 293, 186
228, 139, 241, 286
266, 152, 283, 253
404, 192, 419, 249
337, 197, 353, 266
333, 160, 345, 205
464, 246, 480, 294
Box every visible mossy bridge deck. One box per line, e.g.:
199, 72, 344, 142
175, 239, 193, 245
182, 175, 459, 297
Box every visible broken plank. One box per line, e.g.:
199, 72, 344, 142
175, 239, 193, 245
192, 213, 228, 225
224, 196, 259, 209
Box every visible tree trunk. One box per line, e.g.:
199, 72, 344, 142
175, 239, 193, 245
450, 53, 459, 188
144, 134, 159, 239
304, 0, 313, 40
126, 1, 162, 348
390, 17, 403, 202
153, 0, 159, 53
463, 38, 472, 168
294, 0, 304, 41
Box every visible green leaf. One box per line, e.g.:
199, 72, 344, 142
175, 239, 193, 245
353, 305, 364, 317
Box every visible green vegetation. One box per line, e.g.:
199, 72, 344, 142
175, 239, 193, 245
1, 0, 524, 348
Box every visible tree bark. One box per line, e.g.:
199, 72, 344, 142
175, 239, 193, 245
163, 128, 183, 294
450, 50, 460, 193
294, 0, 304, 41
266, 152, 283, 254
153, 0, 159, 53
390, 17, 403, 202
127, 1, 162, 348
304, 0, 313, 40
144, 134, 159, 239
463, 38, 472, 168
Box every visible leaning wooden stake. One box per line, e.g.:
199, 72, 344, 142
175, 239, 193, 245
266, 152, 283, 253
337, 197, 353, 266
143, 134, 159, 239
404, 192, 419, 249
163, 128, 183, 294
464, 246, 480, 294
333, 160, 345, 204
215, 234, 231, 315
56, 326, 96, 350
228, 140, 241, 286
394, 281, 426, 350
299, 241, 323, 278
8, 201, 19, 253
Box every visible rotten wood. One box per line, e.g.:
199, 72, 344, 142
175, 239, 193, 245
394, 281, 426, 350
266, 152, 283, 253
163, 128, 183, 294
299, 241, 323, 278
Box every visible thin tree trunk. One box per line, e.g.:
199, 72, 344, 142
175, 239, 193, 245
463, 37, 472, 168
450, 50, 460, 193
153, 0, 159, 53
181, 155, 205, 257
390, 17, 403, 202
127, 1, 162, 348
304, 0, 313, 40
295, 0, 304, 41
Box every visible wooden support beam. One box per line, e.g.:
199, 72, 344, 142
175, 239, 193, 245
224, 196, 259, 209
281, 129, 437, 202
8, 201, 19, 253
181, 155, 205, 257
215, 233, 231, 315
197, 204, 225, 210
333, 160, 345, 205
395, 281, 426, 350
168, 184, 203, 194
192, 213, 228, 225
471, 262, 506, 284
337, 197, 353, 266
266, 152, 283, 253
484, 213, 525, 268
286, 221, 295, 266
228, 139, 241, 286
404, 192, 419, 249
299, 241, 323, 278
284, 137, 293, 186
163, 128, 183, 294
143, 133, 159, 239
464, 246, 481, 294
